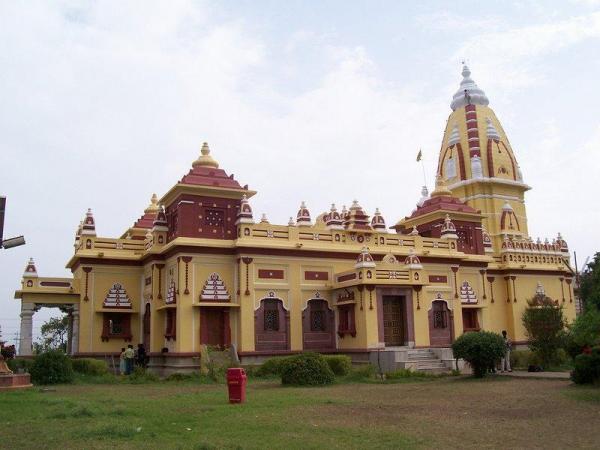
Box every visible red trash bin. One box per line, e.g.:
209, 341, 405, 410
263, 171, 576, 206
226, 368, 247, 403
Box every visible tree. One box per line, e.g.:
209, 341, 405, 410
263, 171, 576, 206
579, 252, 600, 310
522, 294, 566, 367
452, 331, 506, 378
35, 316, 69, 353
565, 306, 600, 358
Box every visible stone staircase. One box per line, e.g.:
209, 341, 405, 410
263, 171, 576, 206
403, 349, 448, 374
369, 347, 452, 374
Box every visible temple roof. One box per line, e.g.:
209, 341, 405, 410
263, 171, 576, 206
180, 143, 243, 189
450, 64, 489, 111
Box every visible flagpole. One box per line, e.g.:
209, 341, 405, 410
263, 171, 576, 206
421, 158, 427, 187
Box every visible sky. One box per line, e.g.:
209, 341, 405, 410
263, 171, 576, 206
1, 0, 599, 348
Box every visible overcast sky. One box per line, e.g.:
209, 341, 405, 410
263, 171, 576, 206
1, 1, 599, 347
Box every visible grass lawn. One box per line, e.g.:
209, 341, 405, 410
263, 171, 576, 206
1, 376, 599, 449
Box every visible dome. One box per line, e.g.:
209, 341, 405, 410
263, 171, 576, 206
450, 64, 489, 111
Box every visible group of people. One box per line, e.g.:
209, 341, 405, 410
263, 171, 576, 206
119, 343, 147, 375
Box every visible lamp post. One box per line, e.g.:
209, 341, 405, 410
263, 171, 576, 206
0, 196, 25, 249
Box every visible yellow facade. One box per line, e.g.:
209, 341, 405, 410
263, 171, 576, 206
14, 66, 577, 372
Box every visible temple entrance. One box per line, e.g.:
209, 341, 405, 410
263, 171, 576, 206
200, 307, 230, 348
302, 299, 335, 350
143, 303, 151, 350
382, 296, 406, 346
428, 300, 453, 346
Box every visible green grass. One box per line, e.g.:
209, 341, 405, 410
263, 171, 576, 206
2, 376, 600, 449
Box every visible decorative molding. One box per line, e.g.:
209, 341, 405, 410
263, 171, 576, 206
82, 267, 92, 301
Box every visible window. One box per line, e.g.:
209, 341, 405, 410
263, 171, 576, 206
311, 310, 326, 332
433, 302, 447, 329
101, 313, 132, 342
204, 209, 225, 227
165, 309, 177, 340
337, 304, 356, 338
462, 309, 480, 331
264, 300, 280, 331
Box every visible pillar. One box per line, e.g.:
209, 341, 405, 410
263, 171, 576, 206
19, 302, 35, 356
71, 304, 80, 355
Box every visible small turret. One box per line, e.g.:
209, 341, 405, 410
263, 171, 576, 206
556, 233, 569, 253
440, 214, 458, 240
288, 217, 295, 227
355, 247, 376, 269
236, 194, 254, 225
260, 213, 270, 224
371, 208, 386, 231
417, 186, 429, 207
404, 249, 423, 270
296, 201, 311, 227
81, 208, 96, 236
410, 225, 419, 236
152, 206, 168, 232
344, 200, 372, 231
325, 204, 344, 230
23, 257, 38, 277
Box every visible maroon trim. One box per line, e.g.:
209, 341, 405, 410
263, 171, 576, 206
39, 281, 71, 287
486, 139, 495, 178
156, 264, 164, 300
337, 273, 357, 282
428, 275, 447, 283
456, 143, 467, 181
258, 269, 284, 279
487, 269, 570, 276
487, 276, 495, 303
479, 269, 487, 300
242, 257, 253, 295
305, 271, 329, 281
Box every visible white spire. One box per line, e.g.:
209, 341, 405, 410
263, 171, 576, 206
450, 64, 490, 111
417, 185, 429, 207
486, 117, 500, 140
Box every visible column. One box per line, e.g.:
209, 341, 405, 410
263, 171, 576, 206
19, 302, 35, 356
71, 304, 80, 355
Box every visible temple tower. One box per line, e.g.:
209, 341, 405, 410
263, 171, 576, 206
437, 65, 530, 250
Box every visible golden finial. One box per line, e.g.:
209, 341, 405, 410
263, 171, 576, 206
430, 175, 453, 198
144, 193, 160, 213
192, 142, 219, 168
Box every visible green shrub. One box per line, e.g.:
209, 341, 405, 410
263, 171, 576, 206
571, 347, 600, 384
324, 355, 352, 376
565, 306, 600, 359
29, 350, 74, 385
7, 357, 35, 373
72, 358, 109, 376
344, 364, 375, 382
452, 331, 505, 378
125, 367, 160, 384
522, 295, 567, 367
280, 353, 334, 386
255, 356, 292, 377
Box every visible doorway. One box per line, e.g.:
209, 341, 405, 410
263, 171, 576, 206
382, 296, 406, 346
428, 300, 453, 346
200, 307, 230, 348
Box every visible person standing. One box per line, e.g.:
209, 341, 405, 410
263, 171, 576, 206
124, 344, 135, 375
119, 347, 126, 375
137, 343, 147, 368
500, 330, 512, 372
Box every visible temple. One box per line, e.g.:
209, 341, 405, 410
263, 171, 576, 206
14, 66, 577, 374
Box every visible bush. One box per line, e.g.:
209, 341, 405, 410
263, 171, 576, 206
344, 364, 375, 382
280, 353, 334, 386
126, 367, 160, 383
571, 347, 600, 384
29, 350, 74, 385
72, 358, 109, 376
452, 331, 505, 378
7, 357, 35, 373
324, 355, 352, 376
565, 306, 600, 359
255, 356, 292, 377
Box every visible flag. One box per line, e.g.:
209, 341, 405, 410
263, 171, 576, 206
416, 149, 422, 162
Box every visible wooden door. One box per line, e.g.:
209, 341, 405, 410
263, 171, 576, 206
383, 296, 404, 346
428, 300, 453, 346
201, 308, 225, 347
